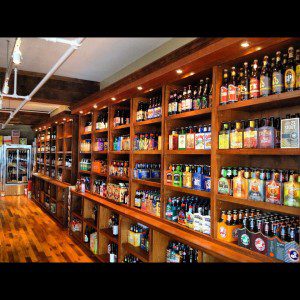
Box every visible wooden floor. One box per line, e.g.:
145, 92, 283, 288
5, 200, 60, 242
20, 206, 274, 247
0, 195, 93, 263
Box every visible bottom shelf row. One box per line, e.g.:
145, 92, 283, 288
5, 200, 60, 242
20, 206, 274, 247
69, 195, 218, 263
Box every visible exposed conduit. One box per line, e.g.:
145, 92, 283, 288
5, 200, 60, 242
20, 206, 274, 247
0, 37, 85, 129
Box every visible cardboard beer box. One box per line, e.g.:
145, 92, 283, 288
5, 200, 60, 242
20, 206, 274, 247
90, 232, 98, 254
281, 117, 300, 148
4, 136, 12, 144
12, 136, 19, 144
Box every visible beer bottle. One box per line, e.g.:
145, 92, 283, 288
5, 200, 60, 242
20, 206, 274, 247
219, 210, 226, 222
228, 66, 238, 103
220, 69, 229, 105
284, 47, 296, 92
237, 68, 244, 101
272, 51, 283, 94
232, 210, 239, 225
182, 87, 187, 113
225, 210, 233, 226
250, 59, 260, 99
240, 62, 250, 101
260, 56, 271, 97
198, 79, 204, 109
201, 78, 210, 108
296, 49, 300, 90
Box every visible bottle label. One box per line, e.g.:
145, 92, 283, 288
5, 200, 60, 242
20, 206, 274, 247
244, 130, 258, 148
230, 132, 243, 149
248, 179, 264, 201
296, 65, 300, 89
195, 133, 205, 149
220, 86, 228, 104
239, 83, 249, 100
258, 128, 274, 148
272, 72, 283, 94
266, 180, 282, 205
285, 69, 296, 90
250, 78, 260, 98
186, 133, 195, 149
218, 177, 230, 194
193, 97, 201, 110
228, 84, 238, 102
178, 135, 186, 149
260, 75, 271, 96
218, 133, 230, 149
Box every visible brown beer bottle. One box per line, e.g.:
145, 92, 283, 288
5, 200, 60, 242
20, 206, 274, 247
272, 51, 284, 94
220, 69, 229, 105
228, 67, 238, 103
284, 47, 296, 92
250, 59, 260, 99
260, 56, 271, 97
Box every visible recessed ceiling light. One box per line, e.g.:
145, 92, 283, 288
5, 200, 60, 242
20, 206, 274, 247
55, 121, 58, 124
103, 106, 107, 109
137, 86, 143, 90
111, 97, 116, 101
93, 104, 98, 108
35, 129, 38, 132
63, 118, 66, 121
79, 111, 83, 114
256, 46, 262, 51
176, 69, 183, 74
149, 88, 154, 92
241, 41, 250, 48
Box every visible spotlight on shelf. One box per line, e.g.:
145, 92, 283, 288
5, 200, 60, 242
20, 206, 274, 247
137, 86, 143, 91
79, 111, 83, 114
93, 104, 98, 108
241, 41, 250, 48
176, 69, 183, 74
111, 97, 116, 101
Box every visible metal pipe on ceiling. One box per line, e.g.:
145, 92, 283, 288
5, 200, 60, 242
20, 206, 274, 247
1, 37, 85, 129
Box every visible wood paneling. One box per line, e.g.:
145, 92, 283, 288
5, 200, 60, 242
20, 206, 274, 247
0, 111, 49, 126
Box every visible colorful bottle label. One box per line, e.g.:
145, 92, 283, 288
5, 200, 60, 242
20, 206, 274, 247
186, 133, 195, 149
178, 134, 186, 150
204, 132, 211, 150
258, 128, 275, 148
260, 75, 271, 96
266, 180, 282, 205
220, 86, 228, 104
244, 130, 258, 148
285, 69, 296, 90
218, 177, 230, 195
296, 65, 300, 89
228, 84, 238, 102
281, 118, 299, 148
250, 78, 260, 98
233, 177, 248, 199
284, 182, 300, 207
272, 72, 283, 94
248, 178, 264, 201
230, 132, 243, 149
219, 133, 230, 149
195, 133, 205, 149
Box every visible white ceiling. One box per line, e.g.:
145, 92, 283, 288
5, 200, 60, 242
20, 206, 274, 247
0, 38, 172, 82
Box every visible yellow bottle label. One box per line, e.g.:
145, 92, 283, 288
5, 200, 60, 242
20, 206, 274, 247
296, 65, 300, 89
230, 132, 243, 149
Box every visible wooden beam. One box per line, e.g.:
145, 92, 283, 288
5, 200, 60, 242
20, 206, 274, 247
0, 69, 100, 106
0, 111, 49, 125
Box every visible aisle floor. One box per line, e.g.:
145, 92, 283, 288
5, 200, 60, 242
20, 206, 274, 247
0, 195, 93, 263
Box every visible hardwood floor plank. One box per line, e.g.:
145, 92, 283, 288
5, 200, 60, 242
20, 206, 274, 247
0, 195, 93, 263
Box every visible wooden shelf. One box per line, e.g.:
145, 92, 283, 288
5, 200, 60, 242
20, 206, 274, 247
71, 211, 83, 220
83, 218, 97, 230
217, 148, 300, 155
132, 178, 161, 188
133, 150, 161, 155
92, 150, 108, 154
79, 170, 91, 174
165, 149, 211, 155
109, 175, 129, 181
110, 150, 130, 155
133, 118, 162, 126
99, 228, 118, 244
81, 131, 92, 136
97, 253, 110, 263
123, 243, 149, 262
166, 108, 212, 121
217, 194, 300, 216
217, 90, 300, 112
164, 185, 211, 198
92, 172, 108, 177
94, 128, 108, 134
112, 124, 130, 131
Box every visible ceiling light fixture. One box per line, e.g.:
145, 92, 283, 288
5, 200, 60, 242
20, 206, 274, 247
137, 86, 143, 91
63, 118, 66, 121
93, 104, 98, 108
12, 38, 22, 65
241, 41, 250, 48
79, 111, 83, 114
55, 121, 58, 124
176, 69, 183, 74
111, 97, 116, 101
3, 81, 9, 94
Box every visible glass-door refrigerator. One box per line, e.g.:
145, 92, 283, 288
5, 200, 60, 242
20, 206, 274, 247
0, 145, 32, 196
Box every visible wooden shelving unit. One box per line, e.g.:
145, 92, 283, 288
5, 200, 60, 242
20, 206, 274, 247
68, 37, 300, 263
